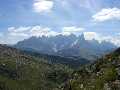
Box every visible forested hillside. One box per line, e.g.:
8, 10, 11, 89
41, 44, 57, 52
0, 44, 120, 90
63, 48, 120, 90
0, 44, 73, 90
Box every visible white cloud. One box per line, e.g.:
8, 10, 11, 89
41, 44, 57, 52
62, 26, 85, 35
93, 8, 120, 22
7, 26, 58, 38
8, 26, 31, 37
33, 0, 54, 13
105, 34, 120, 46
84, 32, 100, 40
0, 26, 60, 44
8, 26, 31, 33
84, 32, 111, 42
30, 26, 58, 37
84, 32, 120, 46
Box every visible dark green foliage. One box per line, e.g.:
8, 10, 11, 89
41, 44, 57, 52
0, 44, 120, 90
63, 48, 120, 90
0, 44, 73, 90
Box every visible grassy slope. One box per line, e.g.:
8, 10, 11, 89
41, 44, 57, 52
0, 45, 73, 90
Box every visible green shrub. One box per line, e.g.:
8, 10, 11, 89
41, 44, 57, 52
102, 67, 118, 82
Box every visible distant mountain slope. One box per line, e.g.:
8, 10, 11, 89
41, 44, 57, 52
63, 48, 120, 90
23, 50, 89, 68
15, 34, 116, 61
0, 44, 74, 90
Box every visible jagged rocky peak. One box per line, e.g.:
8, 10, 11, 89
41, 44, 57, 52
78, 33, 85, 41
14, 34, 117, 61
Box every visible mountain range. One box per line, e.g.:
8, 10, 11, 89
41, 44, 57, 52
15, 34, 117, 61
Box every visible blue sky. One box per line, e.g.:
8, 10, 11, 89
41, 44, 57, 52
0, 0, 120, 45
